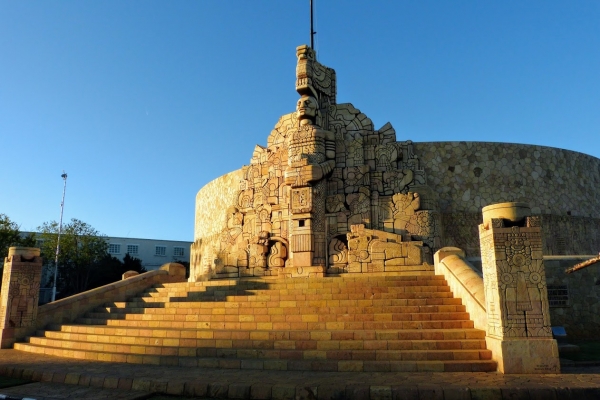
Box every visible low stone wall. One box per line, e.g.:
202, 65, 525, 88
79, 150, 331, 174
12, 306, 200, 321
433, 248, 486, 331
6, 264, 185, 347
414, 141, 600, 257
544, 256, 600, 339
442, 213, 600, 257
467, 255, 600, 339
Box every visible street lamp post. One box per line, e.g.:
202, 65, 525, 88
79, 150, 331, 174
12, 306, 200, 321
51, 172, 68, 302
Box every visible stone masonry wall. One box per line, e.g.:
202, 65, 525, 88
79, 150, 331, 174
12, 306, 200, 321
194, 169, 245, 240
195, 143, 600, 260
414, 141, 600, 256
466, 256, 600, 338
413, 141, 600, 217
192, 169, 244, 279
544, 258, 600, 339
442, 213, 600, 257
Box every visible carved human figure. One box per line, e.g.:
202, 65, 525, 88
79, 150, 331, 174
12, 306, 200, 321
285, 96, 335, 188
297, 95, 318, 125
220, 207, 243, 246
393, 192, 420, 231
249, 231, 270, 268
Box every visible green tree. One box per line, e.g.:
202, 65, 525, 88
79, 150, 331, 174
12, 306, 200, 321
38, 218, 108, 298
89, 253, 147, 289
0, 214, 35, 274
123, 253, 146, 274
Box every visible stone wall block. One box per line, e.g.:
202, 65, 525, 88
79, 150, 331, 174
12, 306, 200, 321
1, 247, 44, 348
479, 203, 560, 373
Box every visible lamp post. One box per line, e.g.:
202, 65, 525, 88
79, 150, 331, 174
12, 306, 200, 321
51, 171, 67, 302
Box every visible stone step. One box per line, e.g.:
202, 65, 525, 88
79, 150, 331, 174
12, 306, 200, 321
147, 278, 447, 292
73, 317, 475, 330
39, 330, 487, 351
105, 296, 464, 310
13, 343, 496, 372
96, 304, 467, 315
143, 281, 451, 295
140, 284, 450, 299
157, 273, 440, 288
116, 292, 458, 308
137, 291, 454, 302
48, 325, 486, 341
14, 272, 497, 373
84, 311, 473, 323
24, 336, 492, 361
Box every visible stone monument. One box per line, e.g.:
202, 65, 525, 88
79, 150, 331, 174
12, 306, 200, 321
0, 247, 43, 348
191, 45, 441, 280
478, 202, 560, 373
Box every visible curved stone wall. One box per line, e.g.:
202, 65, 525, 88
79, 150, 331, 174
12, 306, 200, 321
412, 141, 600, 217
193, 142, 600, 271
191, 169, 244, 280
412, 142, 600, 256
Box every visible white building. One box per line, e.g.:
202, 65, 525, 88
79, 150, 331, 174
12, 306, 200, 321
105, 236, 192, 271
28, 232, 192, 272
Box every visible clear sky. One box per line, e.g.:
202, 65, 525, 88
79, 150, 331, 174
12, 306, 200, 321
1, 1, 598, 242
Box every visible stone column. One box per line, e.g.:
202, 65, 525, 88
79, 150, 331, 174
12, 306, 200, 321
0, 247, 43, 348
478, 202, 560, 373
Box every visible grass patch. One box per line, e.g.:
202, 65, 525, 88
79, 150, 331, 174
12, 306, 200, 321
561, 340, 600, 362
0, 375, 32, 389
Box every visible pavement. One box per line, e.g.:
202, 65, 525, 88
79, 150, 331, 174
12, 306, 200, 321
1, 349, 600, 399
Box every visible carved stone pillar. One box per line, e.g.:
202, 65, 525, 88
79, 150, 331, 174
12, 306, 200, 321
0, 247, 43, 348
478, 202, 560, 373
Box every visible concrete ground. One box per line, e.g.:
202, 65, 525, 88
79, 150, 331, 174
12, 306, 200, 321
1, 349, 599, 399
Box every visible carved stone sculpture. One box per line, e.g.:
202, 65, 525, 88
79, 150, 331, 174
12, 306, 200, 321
0, 247, 43, 348
479, 202, 560, 373
192, 44, 442, 278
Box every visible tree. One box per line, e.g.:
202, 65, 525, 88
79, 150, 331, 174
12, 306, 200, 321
122, 253, 146, 274
0, 214, 35, 274
89, 253, 147, 289
38, 218, 108, 298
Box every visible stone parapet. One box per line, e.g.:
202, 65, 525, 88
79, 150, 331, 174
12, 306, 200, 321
434, 247, 486, 331
478, 202, 560, 373
3, 267, 185, 348
0, 247, 43, 348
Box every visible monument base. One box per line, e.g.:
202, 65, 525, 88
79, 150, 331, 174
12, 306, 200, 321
0, 327, 16, 349
276, 265, 325, 278
486, 336, 560, 374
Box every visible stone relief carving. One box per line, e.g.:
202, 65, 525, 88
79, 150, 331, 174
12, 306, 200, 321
0, 251, 43, 331
193, 45, 441, 279
479, 217, 553, 339
345, 224, 424, 274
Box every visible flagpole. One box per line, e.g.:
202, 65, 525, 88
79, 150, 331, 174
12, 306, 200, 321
310, 0, 316, 49
51, 172, 67, 302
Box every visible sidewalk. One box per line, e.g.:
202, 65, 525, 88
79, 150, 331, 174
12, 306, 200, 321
1, 349, 599, 399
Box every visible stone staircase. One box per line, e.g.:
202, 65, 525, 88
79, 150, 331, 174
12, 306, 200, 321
14, 270, 496, 372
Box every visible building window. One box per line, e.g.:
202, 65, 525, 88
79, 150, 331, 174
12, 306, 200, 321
155, 246, 166, 256
547, 285, 569, 307
126, 244, 139, 255
35, 239, 45, 248
174, 247, 185, 257
108, 244, 121, 254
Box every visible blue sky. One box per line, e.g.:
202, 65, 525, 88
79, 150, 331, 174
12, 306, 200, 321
1, 1, 598, 242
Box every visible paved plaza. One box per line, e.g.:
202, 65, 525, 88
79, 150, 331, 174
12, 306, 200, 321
1, 350, 599, 399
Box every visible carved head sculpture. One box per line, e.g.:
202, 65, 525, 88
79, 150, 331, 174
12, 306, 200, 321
296, 95, 318, 125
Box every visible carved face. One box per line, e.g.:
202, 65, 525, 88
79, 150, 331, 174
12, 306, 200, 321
296, 95, 318, 121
